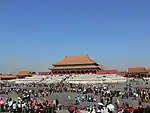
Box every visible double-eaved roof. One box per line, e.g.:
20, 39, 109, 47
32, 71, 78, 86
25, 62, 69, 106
51, 55, 103, 70
53, 55, 97, 66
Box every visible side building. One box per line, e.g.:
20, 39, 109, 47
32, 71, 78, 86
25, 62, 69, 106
50, 55, 103, 75
125, 67, 150, 78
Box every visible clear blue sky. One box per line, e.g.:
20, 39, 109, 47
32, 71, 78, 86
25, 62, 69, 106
0, 0, 150, 73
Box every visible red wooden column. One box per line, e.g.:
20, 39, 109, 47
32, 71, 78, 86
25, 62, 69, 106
94, 70, 96, 74
89, 70, 93, 74
85, 70, 88, 74
67, 71, 69, 74
71, 71, 75, 74
62, 71, 65, 74
77, 71, 81, 74
81, 70, 84, 74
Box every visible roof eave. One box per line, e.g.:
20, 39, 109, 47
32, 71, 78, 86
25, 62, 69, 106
53, 62, 98, 66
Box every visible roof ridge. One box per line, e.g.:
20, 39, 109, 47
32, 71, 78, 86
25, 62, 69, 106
65, 55, 87, 58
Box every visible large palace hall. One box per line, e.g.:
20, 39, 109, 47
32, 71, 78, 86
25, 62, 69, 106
50, 55, 103, 75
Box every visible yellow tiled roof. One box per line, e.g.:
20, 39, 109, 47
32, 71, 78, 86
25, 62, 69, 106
54, 55, 97, 65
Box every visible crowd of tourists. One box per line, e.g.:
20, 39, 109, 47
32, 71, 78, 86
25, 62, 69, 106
0, 80, 150, 113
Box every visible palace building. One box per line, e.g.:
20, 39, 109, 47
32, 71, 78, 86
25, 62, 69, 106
0, 74, 17, 80
0, 71, 36, 80
50, 55, 103, 74
124, 67, 150, 78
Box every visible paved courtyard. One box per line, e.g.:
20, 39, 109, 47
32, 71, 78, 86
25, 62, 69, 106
0, 79, 150, 113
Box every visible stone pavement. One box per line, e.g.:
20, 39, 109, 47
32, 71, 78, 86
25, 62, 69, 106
0, 80, 150, 111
